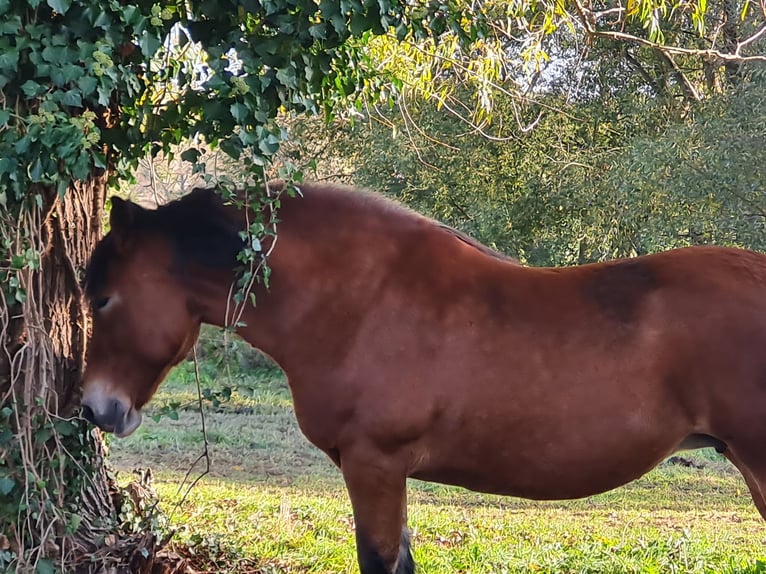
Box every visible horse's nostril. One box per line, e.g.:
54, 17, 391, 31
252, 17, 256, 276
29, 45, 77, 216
80, 404, 96, 425
109, 398, 126, 421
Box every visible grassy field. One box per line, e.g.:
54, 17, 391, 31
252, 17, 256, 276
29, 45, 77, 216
107, 358, 766, 573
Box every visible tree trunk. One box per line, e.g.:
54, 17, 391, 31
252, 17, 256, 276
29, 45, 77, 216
0, 173, 159, 572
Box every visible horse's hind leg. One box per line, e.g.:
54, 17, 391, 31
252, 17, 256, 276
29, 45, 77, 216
341, 452, 414, 574
724, 446, 766, 520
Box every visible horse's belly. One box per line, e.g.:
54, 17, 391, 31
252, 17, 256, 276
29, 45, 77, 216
410, 418, 687, 500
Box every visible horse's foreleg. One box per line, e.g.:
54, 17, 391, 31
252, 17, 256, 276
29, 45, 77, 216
341, 452, 414, 574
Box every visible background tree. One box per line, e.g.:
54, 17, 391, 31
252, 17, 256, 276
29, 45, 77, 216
328, 77, 765, 266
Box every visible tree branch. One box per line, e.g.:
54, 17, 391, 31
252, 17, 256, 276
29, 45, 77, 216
570, 0, 766, 64
622, 46, 662, 96
655, 50, 702, 102
737, 22, 766, 55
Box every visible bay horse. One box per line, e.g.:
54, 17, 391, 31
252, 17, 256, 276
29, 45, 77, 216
81, 181, 766, 574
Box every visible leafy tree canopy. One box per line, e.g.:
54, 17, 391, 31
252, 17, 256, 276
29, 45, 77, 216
329, 77, 765, 266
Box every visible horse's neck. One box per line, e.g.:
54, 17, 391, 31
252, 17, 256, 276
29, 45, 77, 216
227, 190, 413, 371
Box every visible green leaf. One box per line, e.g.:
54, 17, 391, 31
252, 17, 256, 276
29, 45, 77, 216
61, 64, 83, 83
93, 151, 106, 169
42, 45, 67, 65
0, 109, 10, 127
15, 135, 30, 154
60, 89, 83, 108
122, 5, 143, 26
138, 30, 161, 58
28, 158, 44, 181
20, 80, 41, 97
180, 148, 201, 163
54, 420, 77, 436
219, 138, 242, 159
276, 66, 297, 88
77, 75, 97, 96
349, 11, 377, 36
309, 23, 327, 40
35, 558, 55, 574
34, 427, 52, 443
0, 16, 20, 35
66, 512, 83, 534
230, 102, 249, 123
0, 49, 18, 72
46, 0, 71, 14
0, 476, 14, 496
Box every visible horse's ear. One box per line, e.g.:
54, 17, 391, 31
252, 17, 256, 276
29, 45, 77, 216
109, 197, 142, 251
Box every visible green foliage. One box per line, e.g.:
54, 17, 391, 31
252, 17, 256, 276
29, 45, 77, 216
0, 0, 418, 302
330, 77, 765, 266
0, 2, 162, 207
574, 82, 766, 256
0, 404, 102, 572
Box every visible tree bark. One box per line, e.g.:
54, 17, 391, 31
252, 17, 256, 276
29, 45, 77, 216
0, 173, 146, 572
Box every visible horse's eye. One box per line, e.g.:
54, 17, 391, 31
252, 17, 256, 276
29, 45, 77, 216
94, 296, 110, 310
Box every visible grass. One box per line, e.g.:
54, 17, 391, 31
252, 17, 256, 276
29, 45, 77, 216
107, 357, 766, 573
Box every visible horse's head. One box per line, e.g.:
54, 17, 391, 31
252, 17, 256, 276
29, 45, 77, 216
80, 197, 202, 437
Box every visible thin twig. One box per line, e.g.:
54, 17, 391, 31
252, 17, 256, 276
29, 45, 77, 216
172, 345, 210, 516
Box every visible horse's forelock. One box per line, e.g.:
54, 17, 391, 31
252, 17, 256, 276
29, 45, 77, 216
84, 233, 118, 299
84, 189, 244, 299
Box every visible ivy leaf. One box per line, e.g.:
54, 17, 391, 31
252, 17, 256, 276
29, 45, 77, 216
77, 75, 97, 96
61, 64, 83, 83
309, 23, 327, 40
20, 80, 41, 97
15, 136, 30, 154
46, 0, 72, 15
65, 513, 83, 534
28, 158, 44, 182
349, 11, 378, 36
122, 5, 143, 26
219, 137, 242, 159
35, 559, 55, 574
0, 476, 14, 496
230, 102, 249, 123
180, 148, 201, 163
92, 151, 106, 169
258, 134, 281, 155
275, 66, 297, 88
138, 30, 161, 58
0, 16, 20, 36
60, 90, 83, 108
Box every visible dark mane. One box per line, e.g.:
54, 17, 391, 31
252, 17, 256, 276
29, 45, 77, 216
84, 188, 244, 298
84, 183, 517, 299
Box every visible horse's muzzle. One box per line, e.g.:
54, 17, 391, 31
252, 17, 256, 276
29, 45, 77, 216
80, 393, 143, 438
